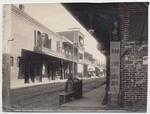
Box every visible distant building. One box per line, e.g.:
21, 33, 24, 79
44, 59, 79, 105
58, 31, 102, 78
58, 31, 85, 78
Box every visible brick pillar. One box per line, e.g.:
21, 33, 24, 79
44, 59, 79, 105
119, 3, 148, 111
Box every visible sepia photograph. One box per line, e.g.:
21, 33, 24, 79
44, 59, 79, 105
2, 1, 149, 113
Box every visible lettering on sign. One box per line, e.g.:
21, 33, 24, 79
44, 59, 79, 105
111, 49, 120, 54
111, 81, 119, 86
111, 74, 119, 80
111, 61, 119, 67
110, 42, 120, 94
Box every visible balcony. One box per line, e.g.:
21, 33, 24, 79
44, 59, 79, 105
84, 59, 92, 65
34, 45, 81, 62
42, 46, 63, 57
78, 59, 83, 64
74, 56, 78, 62
64, 54, 73, 60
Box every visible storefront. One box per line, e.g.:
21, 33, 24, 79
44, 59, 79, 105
21, 49, 73, 83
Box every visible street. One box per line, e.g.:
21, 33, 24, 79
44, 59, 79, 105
10, 77, 106, 111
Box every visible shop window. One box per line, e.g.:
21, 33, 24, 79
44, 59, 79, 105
10, 56, 13, 66
17, 57, 21, 67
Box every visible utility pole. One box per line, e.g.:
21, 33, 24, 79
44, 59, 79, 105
68, 28, 80, 78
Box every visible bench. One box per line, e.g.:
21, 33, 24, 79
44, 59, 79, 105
59, 91, 75, 105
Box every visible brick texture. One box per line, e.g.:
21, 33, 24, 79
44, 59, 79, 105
119, 3, 148, 112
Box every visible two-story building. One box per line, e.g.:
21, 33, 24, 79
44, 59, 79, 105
10, 5, 79, 87
58, 31, 85, 78
58, 31, 102, 78
9, 4, 102, 88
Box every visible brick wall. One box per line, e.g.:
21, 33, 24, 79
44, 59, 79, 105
119, 3, 148, 112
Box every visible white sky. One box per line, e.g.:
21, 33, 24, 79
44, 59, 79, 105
19, 3, 106, 63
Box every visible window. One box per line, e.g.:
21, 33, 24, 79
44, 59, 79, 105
79, 53, 83, 59
37, 31, 42, 47
53, 40, 57, 51
62, 44, 65, 53
48, 39, 51, 49
57, 41, 60, 52
34, 30, 36, 47
10, 56, 13, 66
79, 36, 84, 46
17, 57, 21, 67
74, 48, 78, 56
43, 33, 51, 49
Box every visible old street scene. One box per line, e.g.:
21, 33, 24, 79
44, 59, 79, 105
3, 3, 148, 112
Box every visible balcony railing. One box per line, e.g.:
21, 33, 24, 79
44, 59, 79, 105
35, 46, 99, 66
34, 46, 81, 62
84, 59, 92, 64
74, 56, 78, 62
78, 59, 83, 63
65, 54, 72, 60
34, 46, 73, 61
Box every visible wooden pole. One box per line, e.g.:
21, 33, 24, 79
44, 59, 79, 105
68, 28, 80, 78
3, 5, 12, 111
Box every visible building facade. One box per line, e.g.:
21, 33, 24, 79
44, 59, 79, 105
10, 5, 76, 86
58, 31, 101, 78
10, 5, 101, 87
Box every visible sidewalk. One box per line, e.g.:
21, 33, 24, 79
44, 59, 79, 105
60, 84, 107, 111
10, 77, 101, 89
60, 85, 127, 112
11, 79, 67, 89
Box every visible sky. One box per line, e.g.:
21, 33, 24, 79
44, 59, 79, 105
17, 3, 106, 63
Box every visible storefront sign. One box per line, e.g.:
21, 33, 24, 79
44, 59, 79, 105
109, 20, 120, 106
110, 42, 120, 94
